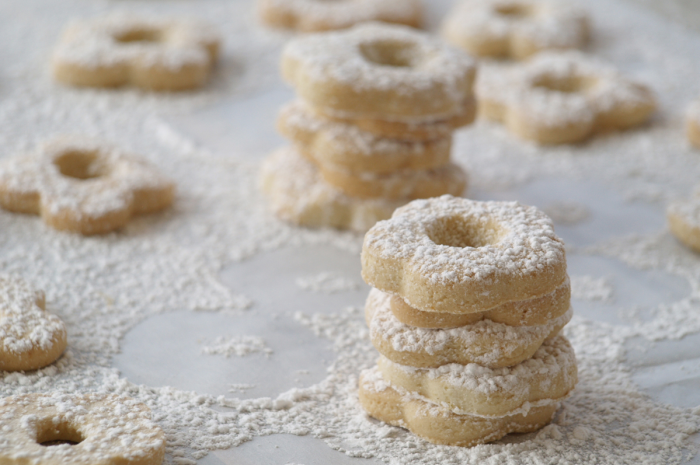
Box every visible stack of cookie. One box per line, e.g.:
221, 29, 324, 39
261, 23, 477, 232
358, 196, 578, 447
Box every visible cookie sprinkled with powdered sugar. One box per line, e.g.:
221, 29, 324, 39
0, 393, 165, 464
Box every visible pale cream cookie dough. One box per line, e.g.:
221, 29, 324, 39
0, 275, 67, 372
52, 13, 220, 91
376, 334, 577, 417
277, 100, 453, 174
260, 146, 406, 232
282, 22, 477, 122
361, 196, 567, 315
365, 288, 572, 369
667, 189, 700, 252
476, 51, 656, 144
686, 100, 700, 148
0, 137, 175, 235
0, 393, 165, 464
359, 367, 560, 447
441, 0, 589, 60
257, 0, 423, 32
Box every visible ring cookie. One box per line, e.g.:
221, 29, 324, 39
278, 101, 453, 174
0, 393, 165, 464
476, 51, 656, 144
441, 0, 589, 60
667, 190, 700, 252
687, 100, 700, 148
366, 288, 572, 369
52, 14, 220, 91
1, 275, 67, 372
257, 0, 422, 32
260, 146, 405, 232
390, 276, 570, 329
0, 138, 175, 235
282, 23, 477, 121
362, 196, 567, 315
359, 367, 560, 447
376, 334, 577, 417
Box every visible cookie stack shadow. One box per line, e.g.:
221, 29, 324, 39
260, 23, 477, 232
357, 197, 579, 447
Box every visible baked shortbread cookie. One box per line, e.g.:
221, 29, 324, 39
390, 276, 570, 329
359, 367, 560, 447
376, 334, 577, 417
260, 146, 405, 232
362, 196, 567, 315
310, 96, 476, 142
0, 393, 165, 464
667, 190, 700, 252
687, 100, 700, 148
318, 162, 467, 200
277, 101, 452, 174
476, 51, 656, 144
52, 14, 220, 91
0, 275, 67, 372
441, 0, 589, 60
282, 23, 477, 122
365, 288, 572, 369
0, 138, 175, 235
257, 0, 422, 32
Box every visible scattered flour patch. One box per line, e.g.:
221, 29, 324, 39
295, 272, 360, 294
570, 275, 615, 302
543, 201, 591, 225
201, 335, 273, 358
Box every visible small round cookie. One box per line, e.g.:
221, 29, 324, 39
377, 334, 577, 417
441, 0, 589, 60
390, 276, 570, 329
667, 192, 700, 252
0, 393, 165, 464
52, 14, 220, 91
0, 137, 175, 235
282, 22, 477, 121
277, 101, 453, 174
318, 163, 468, 200
359, 367, 560, 447
260, 146, 406, 232
361, 196, 567, 315
476, 51, 656, 144
1, 275, 67, 372
310, 96, 477, 142
687, 100, 700, 148
365, 288, 572, 369
257, 0, 423, 32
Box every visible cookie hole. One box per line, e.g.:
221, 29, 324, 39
428, 216, 503, 249
494, 3, 529, 17
360, 40, 418, 68
36, 420, 85, 447
54, 151, 107, 180
115, 28, 162, 43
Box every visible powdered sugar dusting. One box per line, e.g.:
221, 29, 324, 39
570, 275, 614, 302
296, 272, 360, 294
201, 335, 273, 358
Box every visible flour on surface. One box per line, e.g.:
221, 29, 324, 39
201, 335, 273, 358
570, 275, 615, 302
296, 272, 360, 294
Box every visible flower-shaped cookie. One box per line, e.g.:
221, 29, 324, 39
52, 14, 220, 91
667, 188, 700, 252
441, 0, 589, 60
1, 275, 67, 372
687, 99, 700, 148
0, 138, 175, 235
476, 51, 656, 144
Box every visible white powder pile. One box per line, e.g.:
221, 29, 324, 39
0, 0, 699, 464
201, 335, 272, 358
296, 271, 360, 294
570, 275, 614, 302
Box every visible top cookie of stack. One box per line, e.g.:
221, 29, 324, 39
261, 23, 477, 232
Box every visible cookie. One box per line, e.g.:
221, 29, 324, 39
376, 334, 577, 417
365, 288, 572, 369
0, 275, 67, 372
52, 13, 220, 91
310, 96, 476, 142
390, 277, 570, 329
257, 0, 422, 32
687, 100, 700, 148
0, 393, 165, 464
441, 0, 589, 60
359, 367, 560, 447
282, 23, 476, 122
0, 137, 175, 235
667, 191, 700, 252
277, 101, 453, 174
318, 162, 467, 200
260, 146, 405, 232
476, 51, 656, 144
361, 196, 567, 315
